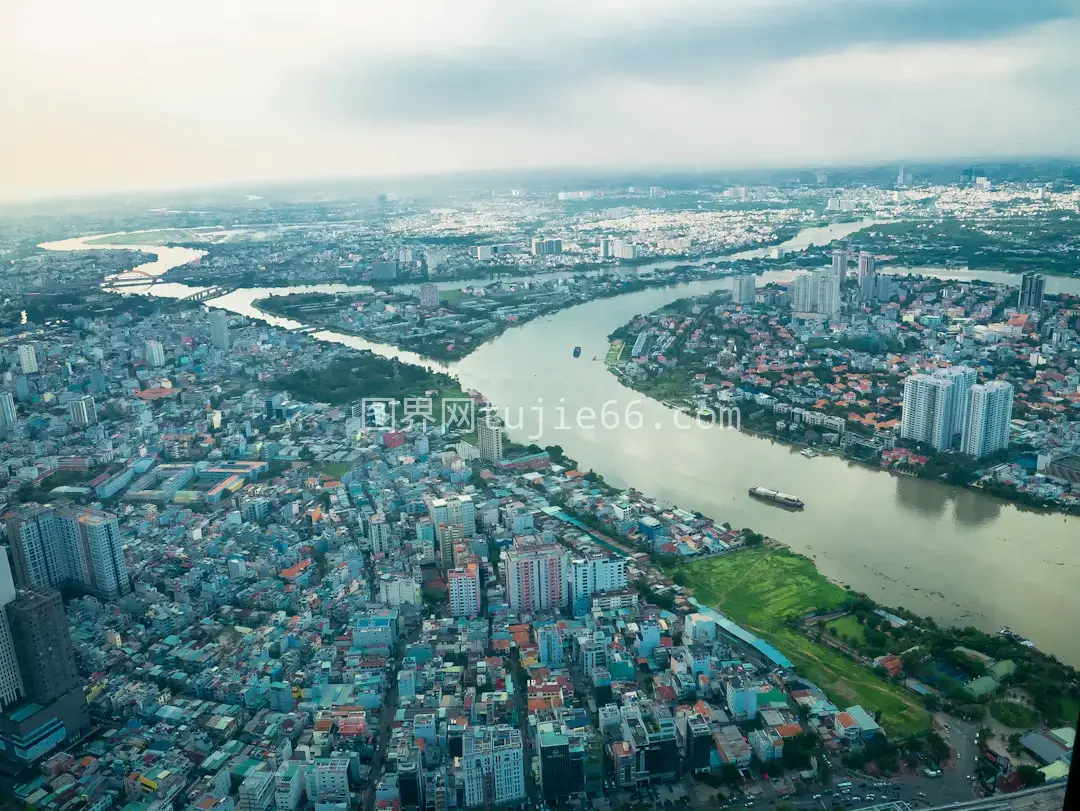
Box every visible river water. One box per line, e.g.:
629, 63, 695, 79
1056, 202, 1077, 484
41, 222, 1080, 665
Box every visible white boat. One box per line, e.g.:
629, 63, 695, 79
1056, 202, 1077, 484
800, 448, 819, 458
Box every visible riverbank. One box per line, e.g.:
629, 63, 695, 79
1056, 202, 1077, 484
672, 545, 1080, 736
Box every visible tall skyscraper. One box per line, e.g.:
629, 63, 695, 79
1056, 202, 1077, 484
17, 345, 38, 375
1017, 273, 1045, 312
900, 366, 977, 452
144, 339, 165, 368
5, 507, 129, 600
477, 416, 505, 463
6, 588, 80, 706
0, 556, 25, 710
830, 250, 847, 279
962, 381, 1014, 458
734, 275, 756, 305
428, 494, 475, 571
68, 395, 97, 427
0, 392, 17, 427
209, 309, 230, 350
857, 251, 877, 303
599, 237, 613, 259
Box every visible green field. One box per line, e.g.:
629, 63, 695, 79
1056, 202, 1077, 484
677, 547, 931, 736
315, 462, 353, 479
990, 700, 1039, 729
439, 288, 472, 303
826, 614, 869, 647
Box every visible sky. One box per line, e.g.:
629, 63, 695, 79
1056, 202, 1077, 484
4, 0, 1080, 199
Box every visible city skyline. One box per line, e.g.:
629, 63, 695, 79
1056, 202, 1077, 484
5, 0, 1080, 199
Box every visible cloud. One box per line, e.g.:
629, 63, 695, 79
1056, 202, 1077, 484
315, 0, 1079, 123
1, 0, 1079, 198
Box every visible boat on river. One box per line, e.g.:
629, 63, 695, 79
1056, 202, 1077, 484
748, 486, 804, 509
573, 346, 581, 358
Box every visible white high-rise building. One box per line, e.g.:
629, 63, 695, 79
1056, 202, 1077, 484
461, 726, 525, 808
599, 237, 613, 259
0, 391, 17, 427
791, 269, 840, 316
18, 344, 38, 375
900, 366, 978, 452
962, 381, 1014, 458
69, 395, 97, 427
570, 554, 628, 608
477, 416, 505, 463
831, 250, 847, 279
306, 759, 350, 805
504, 537, 568, 612
209, 309, 230, 350
367, 512, 392, 554
7, 506, 129, 600
144, 340, 165, 368
612, 239, 639, 260
734, 275, 756, 305
857, 251, 877, 303
238, 771, 275, 811
0, 555, 26, 709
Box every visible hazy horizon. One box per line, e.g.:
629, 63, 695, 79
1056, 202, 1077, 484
6, 0, 1080, 201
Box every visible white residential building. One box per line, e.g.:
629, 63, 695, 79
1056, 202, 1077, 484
238, 771, 275, 811
570, 554, 627, 608
18, 344, 38, 374
962, 381, 1014, 458
900, 366, 977, 452
477, 416, 505, 463
448, 563, 481, 618
144, 339, 166, 367
461, 726, 525, 808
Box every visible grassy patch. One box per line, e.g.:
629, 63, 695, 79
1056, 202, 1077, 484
826, 614, 868, 647
315, 462, 353, 479
676, 547, 930, 736
677, 546, 849, 625
990, 700, 1039, 729
1059, 696, 1080, 727
439, 288, 472, 303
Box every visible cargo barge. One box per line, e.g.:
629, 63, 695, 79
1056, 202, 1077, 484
748, 486, 804, 509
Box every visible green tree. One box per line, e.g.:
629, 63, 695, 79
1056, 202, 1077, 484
1016, 765, 1045, 788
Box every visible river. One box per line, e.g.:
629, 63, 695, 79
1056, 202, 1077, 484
40, 222, 1080, 665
